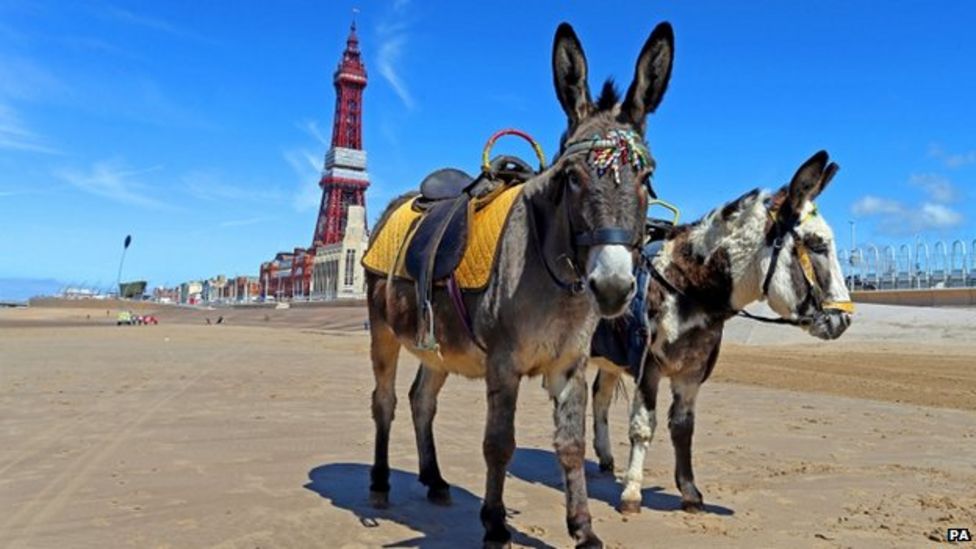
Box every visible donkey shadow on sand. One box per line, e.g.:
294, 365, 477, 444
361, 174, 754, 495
305, 463, 556, 549
306, 456, 730, 548
507, 448, 733, 516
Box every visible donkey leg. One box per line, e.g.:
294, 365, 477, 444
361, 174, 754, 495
480, 366, 520, 548
369, 322, 401, 509
619, 369, 660, 515
669, 374, 703, 512
409, 364, 451, 505
548, 361, 602, 548
592, 368, 620, 474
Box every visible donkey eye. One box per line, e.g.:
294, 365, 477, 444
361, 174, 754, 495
805, 237, 829, 255
567, 172, 583, 193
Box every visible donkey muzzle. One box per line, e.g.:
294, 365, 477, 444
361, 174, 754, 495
586, 244, 637, 318
808, 309, 852, 340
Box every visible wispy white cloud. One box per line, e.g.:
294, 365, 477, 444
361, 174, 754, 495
852, 195, 963, 235
298, 119, 329, 147
183, 171, 285, 204
55, 159, 168, 209
376, 3, 415, 109
909, 172, 959, 203
853, 168, 965, 236
917, 203, 963, 227
378, 36, 414, 109
928, 143, 976, 169
0, 103, 59, 154
852, 196, 902, 216
283, 148, 323, 212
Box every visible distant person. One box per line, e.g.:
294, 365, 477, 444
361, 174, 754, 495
206, 318, 211, 325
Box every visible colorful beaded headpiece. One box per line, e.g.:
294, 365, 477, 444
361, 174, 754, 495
563, 129, 651, 185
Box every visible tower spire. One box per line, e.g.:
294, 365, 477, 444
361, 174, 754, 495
312, 19, 370, 246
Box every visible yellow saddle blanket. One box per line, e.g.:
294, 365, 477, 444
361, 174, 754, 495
361, 185, 524, 290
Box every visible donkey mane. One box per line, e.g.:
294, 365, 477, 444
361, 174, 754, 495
596, 79, 620, 112
666, 187, 779, 254
646, 186, 776, 315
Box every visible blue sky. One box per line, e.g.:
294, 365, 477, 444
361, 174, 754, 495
1, 0, 974, 298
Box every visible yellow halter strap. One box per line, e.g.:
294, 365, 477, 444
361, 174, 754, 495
767, 203, 855, 315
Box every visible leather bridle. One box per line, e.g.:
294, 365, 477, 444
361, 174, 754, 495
754, 200, 855, 324
531, 129, 650, 294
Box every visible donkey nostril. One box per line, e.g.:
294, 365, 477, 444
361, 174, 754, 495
627, 280, 636, 294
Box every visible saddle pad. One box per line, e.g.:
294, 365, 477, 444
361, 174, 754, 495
362, 185, 525, 290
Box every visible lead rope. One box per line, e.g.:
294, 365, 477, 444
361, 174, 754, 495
527, 194, 587, 294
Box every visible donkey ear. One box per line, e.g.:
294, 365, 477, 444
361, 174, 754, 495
788, 150, 829, 211
621, 22, 674, 127
552, 23, 592, 126
813, 162, 840, 199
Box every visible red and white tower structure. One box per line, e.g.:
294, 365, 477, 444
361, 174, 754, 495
313, 21, 369, 246
259, 20, 370, 302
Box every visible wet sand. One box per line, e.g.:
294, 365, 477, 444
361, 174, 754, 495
1, 304, 973, 548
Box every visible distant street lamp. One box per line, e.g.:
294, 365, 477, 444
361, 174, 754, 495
848, 221, 856, 266
116, 234, 132, 298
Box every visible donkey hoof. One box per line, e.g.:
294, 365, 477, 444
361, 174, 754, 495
482, 525, 512, 549
618, 499, 642, 515
681, 499, 704, 513
427, 485, 452, 506
598, 460, 615, 474
575, 533, 604, 549
368, 490, 390, 509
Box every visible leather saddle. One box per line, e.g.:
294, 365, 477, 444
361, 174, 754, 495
418, 168, 474, 202
403, 156, 536, 349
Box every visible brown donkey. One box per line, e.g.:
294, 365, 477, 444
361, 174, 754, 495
590, 151, 853, 514
365, 23, 674, 548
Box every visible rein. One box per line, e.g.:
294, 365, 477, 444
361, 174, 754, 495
646, 199, 853, 327
528, 200, 586, 295
532, 129, 650, 294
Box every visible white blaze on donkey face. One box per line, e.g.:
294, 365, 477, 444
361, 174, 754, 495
586, 244, 636, 317
799, 207, 851, 303
764, 201, 853, 339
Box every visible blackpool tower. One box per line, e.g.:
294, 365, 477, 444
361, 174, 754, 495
313, 21, 369, 246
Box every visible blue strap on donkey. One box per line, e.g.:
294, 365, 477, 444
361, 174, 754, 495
592, 201, 680, 378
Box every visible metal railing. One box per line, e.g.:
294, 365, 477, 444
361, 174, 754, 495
843, 235, 975, 290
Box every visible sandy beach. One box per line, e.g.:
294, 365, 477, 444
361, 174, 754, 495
1, 302, 974, 548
